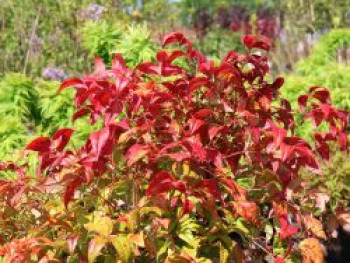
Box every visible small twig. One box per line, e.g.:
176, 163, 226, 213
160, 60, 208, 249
23, 6, 42, 74
251, 238, 274, 258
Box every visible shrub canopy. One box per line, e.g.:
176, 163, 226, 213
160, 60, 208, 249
0, 33, 348, 263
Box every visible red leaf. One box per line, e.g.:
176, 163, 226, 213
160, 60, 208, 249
161, 64, 183, 76
223, 51, 239, 63
64, 177, 85, 208
112, 53, 126, 71
298, 95, 309, 112
52, 128, 74, 151
125, 144, 150, 167
193, 109, 214, 119
162, 32, 188, 47
172, 181, 186, 193
272, 77, 284, 90
168, 50, 184, 63
196, 179, 222, 200
314, 133, 331, 160
72, 107, 91, 122
312, 88, 330, 103
337, 132, 348, 150
10, 185, 27, 208
26, 137, 51, 153
137, 62, 159, 75
183, 141, 207, 162
222, 178, 247, 201
156, 50, 168, 64
279, 216, 298, 239
94, 55, 106, 73
89, 127, 111, 159
146, 171, 175, 196
209, 126, 225, 140
273, 202, 298, 239
242, 35, 271, 51
268, 122, 287, 149
59, 78, 84, 92
198, 60, 214, 75
274, 256, 285, 263
181, 198, 194, 217
188, 118, 205, 135
189, 76, 210, 92
167, 152, 191, 162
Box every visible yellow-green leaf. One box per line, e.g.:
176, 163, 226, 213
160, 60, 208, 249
220, 243, 229, 263
111, 234, 132, 263
139, 206, 162, 217
88, 236, 107, 263
85, 213, 114, 238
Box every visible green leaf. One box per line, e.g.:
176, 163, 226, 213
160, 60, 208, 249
139, 206, 163, 217
157, 240, 171, 260
111, 234, 133, 263
220, 243, 229, 263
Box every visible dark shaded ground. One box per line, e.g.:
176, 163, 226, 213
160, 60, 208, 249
325, 227, 350, 263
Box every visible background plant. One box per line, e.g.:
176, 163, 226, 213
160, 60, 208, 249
281, 28, 350, 139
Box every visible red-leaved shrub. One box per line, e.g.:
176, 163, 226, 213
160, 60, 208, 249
0, 32, 348, 262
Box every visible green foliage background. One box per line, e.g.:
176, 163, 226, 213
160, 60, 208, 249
281, 29, 350, 138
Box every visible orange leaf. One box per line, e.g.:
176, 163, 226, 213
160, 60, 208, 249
130, 233, 144, 247
299, 238, 325, 263
304, 215, 327, 239
233, 201, 260, 225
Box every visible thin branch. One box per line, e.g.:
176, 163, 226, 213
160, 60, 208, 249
23, 6, 42, 74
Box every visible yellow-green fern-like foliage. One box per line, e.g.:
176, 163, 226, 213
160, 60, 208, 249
113, 24, 157, 67
0, 73, 41, 123
0, 73, 40, 160
81, 22, 157, 67
81, 20, 123, 65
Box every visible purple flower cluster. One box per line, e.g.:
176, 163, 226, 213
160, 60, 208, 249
80, 3, 105, 21
42, 67, 67, 80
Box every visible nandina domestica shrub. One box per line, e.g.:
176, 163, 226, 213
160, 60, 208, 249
0, 33, 348, 262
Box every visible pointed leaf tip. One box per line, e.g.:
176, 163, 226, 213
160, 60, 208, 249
242, 35, 271, 51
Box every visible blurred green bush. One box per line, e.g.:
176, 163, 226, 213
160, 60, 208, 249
82, 22, 157, 67
281, 29, 350, 139
0, 74, 38, 160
